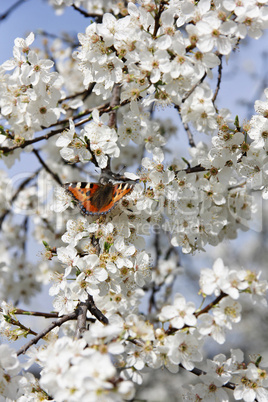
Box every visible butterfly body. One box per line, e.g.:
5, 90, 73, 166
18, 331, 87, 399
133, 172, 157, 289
63, 182, 134, 215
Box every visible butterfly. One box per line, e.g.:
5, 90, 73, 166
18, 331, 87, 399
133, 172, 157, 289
63, 181, 134, 215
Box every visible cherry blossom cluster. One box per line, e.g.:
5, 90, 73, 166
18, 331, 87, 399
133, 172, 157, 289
0, 33, 63, 151
158, 258, 267, 346
48, 0, 130, 16
0, 222, 266, 399
1, 0, 268, 401
0, 274, 266, 401
55, 104, 258, 254
37, 337, 135, 401
48, 211, 151, 316
183, 350, 268, 402
56, 110, 120, 167
1, 258, 265, 400
0, 338, 43, 402
50, 0, 268, 253
244, 87, 268, 198
0, 344, 22, 400
74, 1, 268, 109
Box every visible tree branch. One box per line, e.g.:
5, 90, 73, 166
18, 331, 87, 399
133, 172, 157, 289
0, 98, 133, 154
149, 232, 161, 314
181, 73, 207, 104
195, 292, 227, 318
72, 4, 102, 21
0, 168, 41, 229
183, 122, 196, 147
0, 0, 28, 21
74, 298, 90, 339
108, 84, 121, 129
36, 29, 78, 47
60, 84, 95, 103
16, 295, 108, 355
16, 311, 77, 356
33, 148, 62, 186
167, 292, 227, 335
87, 294, 109, 325
0, 126, 68, 154
4, 316, 37, 337
152, 0, 167, 38
174, 105, 196, 147
183, 364, 236, 391
212, 55, 223, 104
174, 164, 206, 176
11, 309, 59, 318
102, 84, 122, 172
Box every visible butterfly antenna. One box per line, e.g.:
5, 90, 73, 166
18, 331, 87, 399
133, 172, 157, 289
118, 165, 126, 174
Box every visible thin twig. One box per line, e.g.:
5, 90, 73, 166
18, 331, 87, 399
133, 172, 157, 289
181, 73, 207, 104
183, 365, 236, 391
11, 170, 40, 204
183, 122, 196, 147
167, 292, 227, 335
33, 149, 62, 186
10, 309, 59, 318
0, 98, 133, 153
4, 316, 37, 337
36, 29, 78, 47
16, 312, 77, 356
87, 294, 109, 325
149, 232, 161, 314
108, 84, 121, 129
104, 84, 122, 171
21, 216, 28, 254
16, 295, 108, 355
60, 84, 95, 103
72, 4, 92, 17
0, 126, 67, 154
152, 1, 167, 38
74, 299, 90, 339
174, 105, 196, 147
195, 292, 227, 318
72, 5, 103, 22
184, 164, 206, 174
174, 164, 206, 176
0, 169, 41, 229
212, 55, 223, 104
0, 0, 28, 21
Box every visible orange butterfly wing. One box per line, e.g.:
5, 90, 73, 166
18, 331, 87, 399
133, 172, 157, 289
63, 182, 134, 215
101, 183, 134, 214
